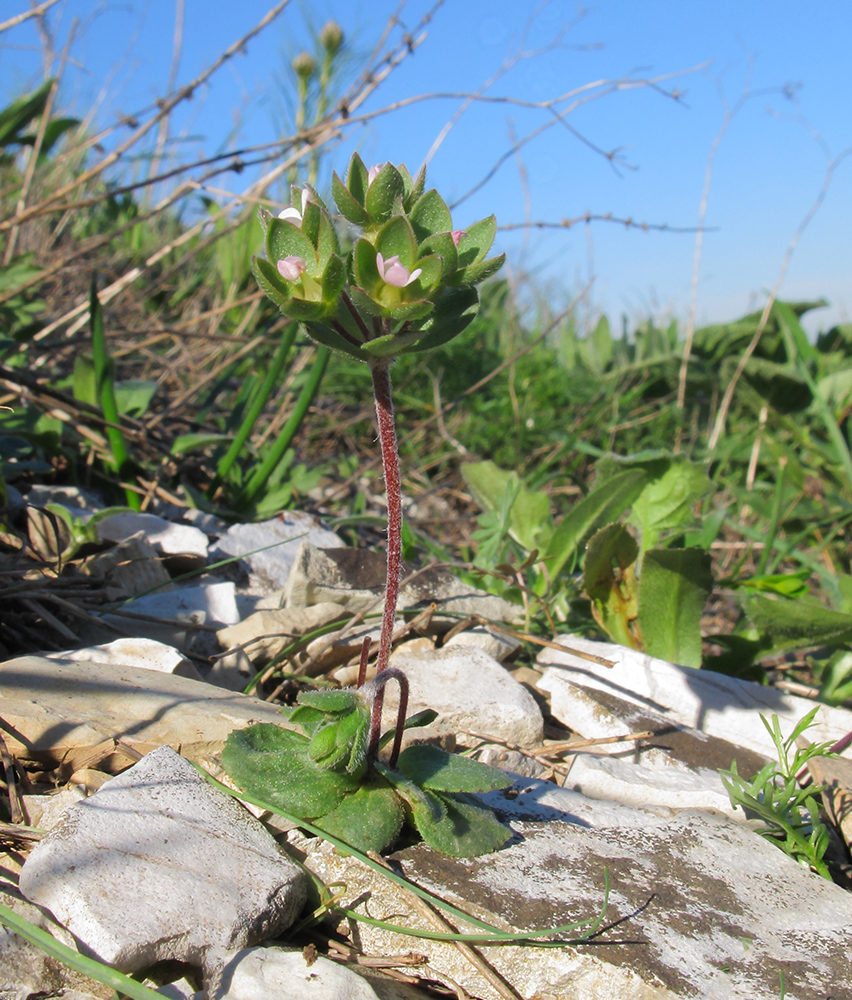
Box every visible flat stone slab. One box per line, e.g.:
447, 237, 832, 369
385, 645, 544, 747
0, 654, 294, 767
19, 747, 306, 976
537, 635, 852, 756
300, 779, 852, 1000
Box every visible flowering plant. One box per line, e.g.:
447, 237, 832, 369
223, 153, 510, 857
251, 153, 504, 361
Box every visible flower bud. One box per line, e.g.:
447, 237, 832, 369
319, 20, 344, 55
292, 51, 316, 80
277, 256, 307, 282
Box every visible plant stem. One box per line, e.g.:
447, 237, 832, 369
368, 359, 403, 758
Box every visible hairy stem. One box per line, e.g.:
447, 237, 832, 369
363, 667, 409, 766
367, 359, 403, 759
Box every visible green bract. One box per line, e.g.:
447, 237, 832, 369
221, 689, 514, 857
251, 154, 505, 362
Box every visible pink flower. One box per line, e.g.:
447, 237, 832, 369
367, 163, 386, 186
277, 187, 311, 224
376, 252, 422, 288
277, 256, 307, 281
451, 229, 466, 247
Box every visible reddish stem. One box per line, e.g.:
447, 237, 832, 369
363, 667, 409, 767
367, 359, 403, 759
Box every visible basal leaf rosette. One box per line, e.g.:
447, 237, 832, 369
252, 155, 505, 363
221, 684, 513, 857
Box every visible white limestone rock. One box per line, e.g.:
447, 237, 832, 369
0, 654, 297, 766
46, 637, 202, 681
385, 645, 543, 747
536, 634, 852, 756
93, 510, 209, 560
299, 777, 852, 1000
211, 514, 345, 593
209, 947, 405, 1000
19, 747, 307, 976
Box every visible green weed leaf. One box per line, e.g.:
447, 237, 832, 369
395, 744, 512, 794
638, 547, 713, 667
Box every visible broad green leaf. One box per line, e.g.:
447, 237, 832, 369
366, 163, 405, 224
396, 744, 511, 794
376, 215, 417, 267
409, 189, 453, 241
637, 547, 713, 668
742, 594, 852, 656
583, 523, 642, 650
545, 467, 649, 580
221, 723, 358, 819
314, 778, 405, 854
408, 254, 443, 294
461, 460, 552, 552
114, 379, 157, 418
415, 792, 513, 858
628, 456, 711, 553
265, 219, 317, 274
417, 232, 458, 279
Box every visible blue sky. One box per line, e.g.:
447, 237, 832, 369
3, 0, 850, 335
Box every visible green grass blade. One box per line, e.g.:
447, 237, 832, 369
239, 345, 330, 508
211, 325, 298, 492
89, 281, 139, 510
0, 901, 165, 1000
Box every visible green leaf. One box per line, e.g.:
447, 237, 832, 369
414, 792, 513, 858
408, 254, 443, 294
347, 153, 370, 206
452, 254, 506, 287
455, 215, 496, 268
301, 321, 366, 361
417, 232, 458, 280
638, 547, 713, 668
365, 163, 405, 224
251, 255, 291, 305
409, 189, 453, 241
297, 689, 364, 715
461, 460, 552, 552
266, 219, 318, 273
742, 594, 852, 655
583, 523, 642, 650
738, 570, 811, 599
221, 723, 358, 819
332, 171, 370, 226
395, 744, 512, 794
114, 379, 157, 418
321, 254, 346, 303
353, 239, 381, 292
628, 456, 711, 553
314, 778, 405, 854
401, 287, 480, 354
545, 467, 649, 579
376, 215, 417, 268
170, 432, 233, 456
